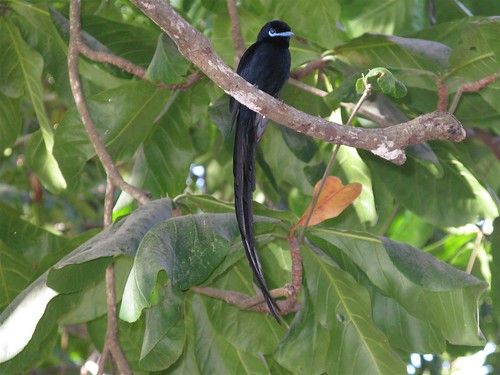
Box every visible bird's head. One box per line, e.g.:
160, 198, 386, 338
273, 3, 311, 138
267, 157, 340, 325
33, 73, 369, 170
257, 20, 293, 44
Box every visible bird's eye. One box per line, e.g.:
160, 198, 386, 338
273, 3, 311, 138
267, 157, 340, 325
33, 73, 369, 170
268, 28, 276, 37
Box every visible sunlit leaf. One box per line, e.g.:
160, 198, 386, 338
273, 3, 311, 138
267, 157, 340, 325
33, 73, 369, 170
120, 213, 240, 322
296, 176, 362, 229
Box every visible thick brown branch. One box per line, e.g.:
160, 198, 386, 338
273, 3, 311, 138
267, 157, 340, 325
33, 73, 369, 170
128, 0, 465, 165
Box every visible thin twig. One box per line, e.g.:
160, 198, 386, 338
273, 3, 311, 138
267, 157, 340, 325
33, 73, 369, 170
298, 84, 373, 243
379, 203, 400, 236
289, 57, 331, 80
466, 230, 484, 274
96, 347, 109, 375
102, 264, 132, 375
68, 0, 150, 206
103, 177, 115, 227
449, 73, 498, 113
226, 0, 245, 68
283, 236, 303, 310
288, 77, 328, 97
436, 76, 448, 112
81, 42, 201, 90
191, 286, 299, 314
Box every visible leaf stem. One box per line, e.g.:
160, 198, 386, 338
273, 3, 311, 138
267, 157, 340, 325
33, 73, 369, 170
298, 83, 373, 244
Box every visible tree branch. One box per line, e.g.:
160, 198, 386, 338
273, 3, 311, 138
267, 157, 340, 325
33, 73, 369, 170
68, 0, 150, 206
79, 42, 201, 90
226, 0, 245, 68
128, 0, 465, 165
449, 73, 498, 113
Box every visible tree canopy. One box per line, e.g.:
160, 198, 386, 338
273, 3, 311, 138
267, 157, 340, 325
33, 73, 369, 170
0, 0, 499, 374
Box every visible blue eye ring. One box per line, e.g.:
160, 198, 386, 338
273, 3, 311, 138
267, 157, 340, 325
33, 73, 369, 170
268, 28, 276, 37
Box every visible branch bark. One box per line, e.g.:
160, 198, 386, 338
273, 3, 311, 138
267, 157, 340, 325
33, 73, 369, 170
69, 0, 150, 206
128, 0, 466, 165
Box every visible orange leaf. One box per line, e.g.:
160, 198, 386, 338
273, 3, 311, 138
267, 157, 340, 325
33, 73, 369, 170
297, 176, 362, 228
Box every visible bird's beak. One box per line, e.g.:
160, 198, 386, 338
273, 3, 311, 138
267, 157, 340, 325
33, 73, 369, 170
276, 31, 294, 38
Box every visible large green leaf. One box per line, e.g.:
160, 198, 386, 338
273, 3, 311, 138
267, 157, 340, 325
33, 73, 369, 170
448, 20, 500, 128
53, 81, 171, 189
371, 291, 445, 354
267, 0, 343, 50
190, 293, 272, 374
276, 245, 406, 374
336, 146, 377, 225
81, 15, 159, 67
10, 3, 72, 100
146, 33, 191, 84
362, 145, 498, 227
0, 283, 81, 372
139, 286, 186, 371
143, 87, 201, 197
0, 199, 171, 363
0, 240, 34, 312
339, 0, 428, 37
0, 18, 66, 193
120, 213, 240, 322
0, 93, 21, 152
309, 227, 487, 345
336, 33, 450, 73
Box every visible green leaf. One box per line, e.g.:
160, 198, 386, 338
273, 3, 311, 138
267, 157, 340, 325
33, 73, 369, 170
88, 311, 146, 371
189, 293, 271, 374
120, 213, 240, 322
51, 198, 172, 271
25, 131, 67, 194
199, 257, 288, 354
139, 286, 186, 371
372, 291, 445, 354
11, 3, 72, 100
448, 20, 499, 80
336, 33, 451, 72
336, 147, 377, 225
1, 18, 66, 193
143, 89, 196, 197
53, 81, 171, 189
357, 67, 408, 98
362, 146, 498, 227
276, 245, 406, 374
146, 33, 191, 84
60, 256, 134, 324
1, 19, 52, 149
0, 199, 171, 363
0, 93, 22, 151
267, 0, 344, 50
0, 285, 81, 372
81, 15, 159, 67
309, 227, 487, 345
0, 240, 34, 312
339, 0, 428, 37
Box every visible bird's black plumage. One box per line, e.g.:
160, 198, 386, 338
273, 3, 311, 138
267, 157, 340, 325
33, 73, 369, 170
230, 20, 292, 322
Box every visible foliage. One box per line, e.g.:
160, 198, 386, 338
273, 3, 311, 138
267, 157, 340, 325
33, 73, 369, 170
0, 0, 499, 373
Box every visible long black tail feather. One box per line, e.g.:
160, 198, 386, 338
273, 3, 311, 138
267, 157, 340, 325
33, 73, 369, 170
233, 108, 280, 322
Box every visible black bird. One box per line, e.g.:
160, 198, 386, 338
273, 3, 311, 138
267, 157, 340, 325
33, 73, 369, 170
230, 20, 293, 322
